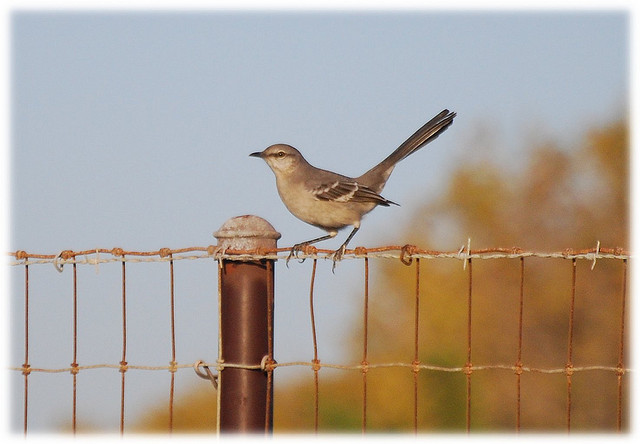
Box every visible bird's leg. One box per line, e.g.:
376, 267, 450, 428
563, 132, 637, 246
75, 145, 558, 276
286, 232, 337, 266
331, 226, 360, 272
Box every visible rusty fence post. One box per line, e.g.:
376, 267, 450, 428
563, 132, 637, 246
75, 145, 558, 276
214, 215, 281, 434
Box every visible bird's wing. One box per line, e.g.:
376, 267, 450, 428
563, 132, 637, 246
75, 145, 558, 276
310, 180, 398, 206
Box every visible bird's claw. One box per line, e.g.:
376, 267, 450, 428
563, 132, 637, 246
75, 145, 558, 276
285, 243, 347, 272
330, 245, 347, 273
286, 244, 308, 267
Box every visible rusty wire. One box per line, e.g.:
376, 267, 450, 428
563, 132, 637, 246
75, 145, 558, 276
8, 245, 631, 434
71, 263, 78, 434
617, 259, 628, 431
119, 257, 127, 435
215, 260, 223, 435
515, 257, 525, 433
308, 258, 320, 433
9, 245, 630, 266
412, 258, 420, 435
168, 253, 177, 433
265, 259, 275, 434
361, 254, 369, 434
465, 257, 473, 433
566, 259, 577, 432
21, 259, 29, 436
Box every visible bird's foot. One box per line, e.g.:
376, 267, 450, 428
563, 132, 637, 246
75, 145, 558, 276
330, 245, 347, 273
286, 243, 309, 267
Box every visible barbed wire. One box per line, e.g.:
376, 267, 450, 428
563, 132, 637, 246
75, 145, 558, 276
7, 244, 630, 267
8, 243, 630, 432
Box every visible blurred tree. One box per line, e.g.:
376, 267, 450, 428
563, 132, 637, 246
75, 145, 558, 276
131, 117, 628, 433
356, 116, 629, 431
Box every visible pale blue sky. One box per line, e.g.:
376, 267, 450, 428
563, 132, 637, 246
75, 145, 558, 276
7, 10, 629, 432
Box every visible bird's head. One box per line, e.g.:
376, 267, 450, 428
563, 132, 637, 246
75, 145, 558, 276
250, 144, 305, 175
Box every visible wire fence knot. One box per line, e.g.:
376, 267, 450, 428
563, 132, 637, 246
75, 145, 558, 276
9, 241, 630, 434
261, 355, 278, 372
53, 250, 74, 273
302, 244, 318, 258
194, 360, 218, 390
514, 361, 523, 376
565, 364, 574, 377
353, 246, 367, 257
400, 244, 418, 265
614, 246, 625, 256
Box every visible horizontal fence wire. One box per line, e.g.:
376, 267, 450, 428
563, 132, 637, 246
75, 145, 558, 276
8, 244, 630, 266
9, 360, 630, 376
7, 244, 631, 433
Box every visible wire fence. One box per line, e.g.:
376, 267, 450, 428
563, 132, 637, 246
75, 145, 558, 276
8, 243, 631, 434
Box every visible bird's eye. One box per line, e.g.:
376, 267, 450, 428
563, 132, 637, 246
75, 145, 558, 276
277, 151, 286, 158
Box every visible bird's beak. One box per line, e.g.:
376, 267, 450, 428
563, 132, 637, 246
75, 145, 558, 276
249, 151, 263, 158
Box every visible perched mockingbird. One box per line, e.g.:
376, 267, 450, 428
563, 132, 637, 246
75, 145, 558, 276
251, 109, 456, 269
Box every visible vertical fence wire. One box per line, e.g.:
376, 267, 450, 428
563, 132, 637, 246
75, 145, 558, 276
168, 254, 176, 433
566, 258, 577, 433
616, 259, 627, 431
412, 258, 421, 434
361, 255, 369, 434
71, 263, 79, 434
465, 257, 473, 433
515, 257, 525, 432
7, 247, 631, 434
216, 260, 223, 436
308, 259, 320, 433
22, 260, 29, 435
119, 258, 127, 435
265, 259, 275, 434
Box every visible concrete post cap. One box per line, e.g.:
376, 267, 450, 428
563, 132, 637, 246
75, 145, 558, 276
214, 215, 281, 250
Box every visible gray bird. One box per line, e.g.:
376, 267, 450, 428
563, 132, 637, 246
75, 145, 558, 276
250, 109, 456, 270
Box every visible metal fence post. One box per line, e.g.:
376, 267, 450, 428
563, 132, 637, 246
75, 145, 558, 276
214, 215, 281, 433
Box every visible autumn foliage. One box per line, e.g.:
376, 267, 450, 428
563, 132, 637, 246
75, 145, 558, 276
134, 117, 629, 433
